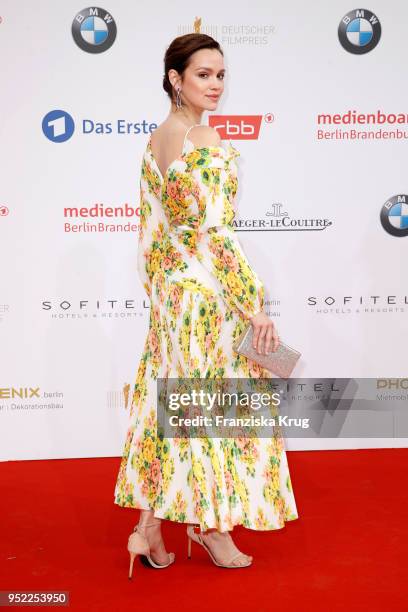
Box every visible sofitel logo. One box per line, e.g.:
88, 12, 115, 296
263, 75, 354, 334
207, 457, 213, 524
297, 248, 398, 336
232, 203, 332, 232
307, 295, 408, 315
41, 299, 149, 318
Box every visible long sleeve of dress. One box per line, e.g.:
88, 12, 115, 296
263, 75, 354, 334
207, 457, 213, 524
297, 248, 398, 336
190, 148, 265, 321
137, 179, 153, 299
137, 156, 169, 300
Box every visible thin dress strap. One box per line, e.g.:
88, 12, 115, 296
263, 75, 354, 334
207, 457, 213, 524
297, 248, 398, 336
182, 124, 233, 154
182, 123, 203, 154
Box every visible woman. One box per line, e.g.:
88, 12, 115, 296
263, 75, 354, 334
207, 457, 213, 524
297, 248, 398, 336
114, 33, 299, 577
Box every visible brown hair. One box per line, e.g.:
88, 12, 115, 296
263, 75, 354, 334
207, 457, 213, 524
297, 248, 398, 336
162, 33, 223, 103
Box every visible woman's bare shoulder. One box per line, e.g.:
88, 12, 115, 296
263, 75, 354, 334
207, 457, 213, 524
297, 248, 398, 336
188, 125, 222, 148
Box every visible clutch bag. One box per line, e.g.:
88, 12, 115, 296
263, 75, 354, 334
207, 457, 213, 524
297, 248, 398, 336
232, 323, 301, 379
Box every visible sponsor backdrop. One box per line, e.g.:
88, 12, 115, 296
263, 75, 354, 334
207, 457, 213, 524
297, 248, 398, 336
1, 1, 407, 460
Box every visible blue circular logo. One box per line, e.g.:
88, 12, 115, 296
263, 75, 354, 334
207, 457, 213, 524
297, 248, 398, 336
72, 7, 117, 53
380, 195, 408, 237
338, 9, 381, 54
346, 18, 373, 46
42, 110, 75, 142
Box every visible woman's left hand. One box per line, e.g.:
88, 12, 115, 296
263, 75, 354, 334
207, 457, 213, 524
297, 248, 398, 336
249, 311, 280, 355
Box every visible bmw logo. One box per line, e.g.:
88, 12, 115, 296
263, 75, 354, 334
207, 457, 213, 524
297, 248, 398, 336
338, 8, 381, 54
380, 195, 408, 237
42, 110, 75, 143
72, 7, 117, 53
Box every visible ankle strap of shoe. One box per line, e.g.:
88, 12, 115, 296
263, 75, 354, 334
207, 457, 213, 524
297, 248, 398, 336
136, 520, 161, 530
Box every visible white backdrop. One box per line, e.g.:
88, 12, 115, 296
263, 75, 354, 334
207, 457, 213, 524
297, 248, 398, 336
1, 1, 407, 460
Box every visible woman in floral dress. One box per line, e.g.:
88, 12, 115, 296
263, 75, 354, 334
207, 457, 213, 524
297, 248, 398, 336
114, 32, 298, 571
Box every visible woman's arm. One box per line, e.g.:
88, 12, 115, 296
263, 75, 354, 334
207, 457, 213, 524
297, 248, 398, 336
137, 180, 153, 299
197, 223, 265, 321
188, 143, 279, 354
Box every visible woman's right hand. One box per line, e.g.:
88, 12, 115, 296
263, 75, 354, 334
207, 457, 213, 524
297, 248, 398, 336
249, 311, 280, 355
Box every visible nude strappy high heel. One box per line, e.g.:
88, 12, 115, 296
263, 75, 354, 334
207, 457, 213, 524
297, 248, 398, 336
127, 519, 175, 579
186, 524, 252, 568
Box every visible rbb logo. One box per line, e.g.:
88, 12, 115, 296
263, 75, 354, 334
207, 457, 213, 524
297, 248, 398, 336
209, 116, 263, 140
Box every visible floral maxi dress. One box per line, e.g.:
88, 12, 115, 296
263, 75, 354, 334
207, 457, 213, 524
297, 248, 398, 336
113, 125, 299, 532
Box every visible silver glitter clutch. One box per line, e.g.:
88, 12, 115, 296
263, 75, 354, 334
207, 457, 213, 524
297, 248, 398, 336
232, 323, 301, 379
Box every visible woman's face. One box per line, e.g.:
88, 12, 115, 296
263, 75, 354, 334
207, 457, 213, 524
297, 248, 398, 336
171, 48, 225, 111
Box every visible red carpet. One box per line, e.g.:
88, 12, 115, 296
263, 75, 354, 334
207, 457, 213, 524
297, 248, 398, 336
1, 449, 406, 611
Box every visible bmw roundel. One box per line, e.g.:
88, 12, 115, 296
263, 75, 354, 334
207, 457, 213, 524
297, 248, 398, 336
72, 7, 117, 53
338, 9, 381, 54
380, 195, 408, 237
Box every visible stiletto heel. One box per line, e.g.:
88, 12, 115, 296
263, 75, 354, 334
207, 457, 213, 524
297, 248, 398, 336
127, 529, 150, 579
126, 519, 175, 578
128, 551, 137, 579
186, 524, 252, 569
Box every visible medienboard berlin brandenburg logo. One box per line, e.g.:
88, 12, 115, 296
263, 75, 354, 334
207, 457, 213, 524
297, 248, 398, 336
72, 7, 117, 53
338, 8, 381, 54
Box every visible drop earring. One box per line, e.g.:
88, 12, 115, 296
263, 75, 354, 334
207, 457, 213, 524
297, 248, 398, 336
176, 87, 182, 109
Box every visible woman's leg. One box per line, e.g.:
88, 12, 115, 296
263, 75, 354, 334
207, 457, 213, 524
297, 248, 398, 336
199, 528, 253, 567
137, 510, 172, 565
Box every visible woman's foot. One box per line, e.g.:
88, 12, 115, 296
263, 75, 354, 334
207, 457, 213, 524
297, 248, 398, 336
199, 528, 253, 567
137, 511, 171, 566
